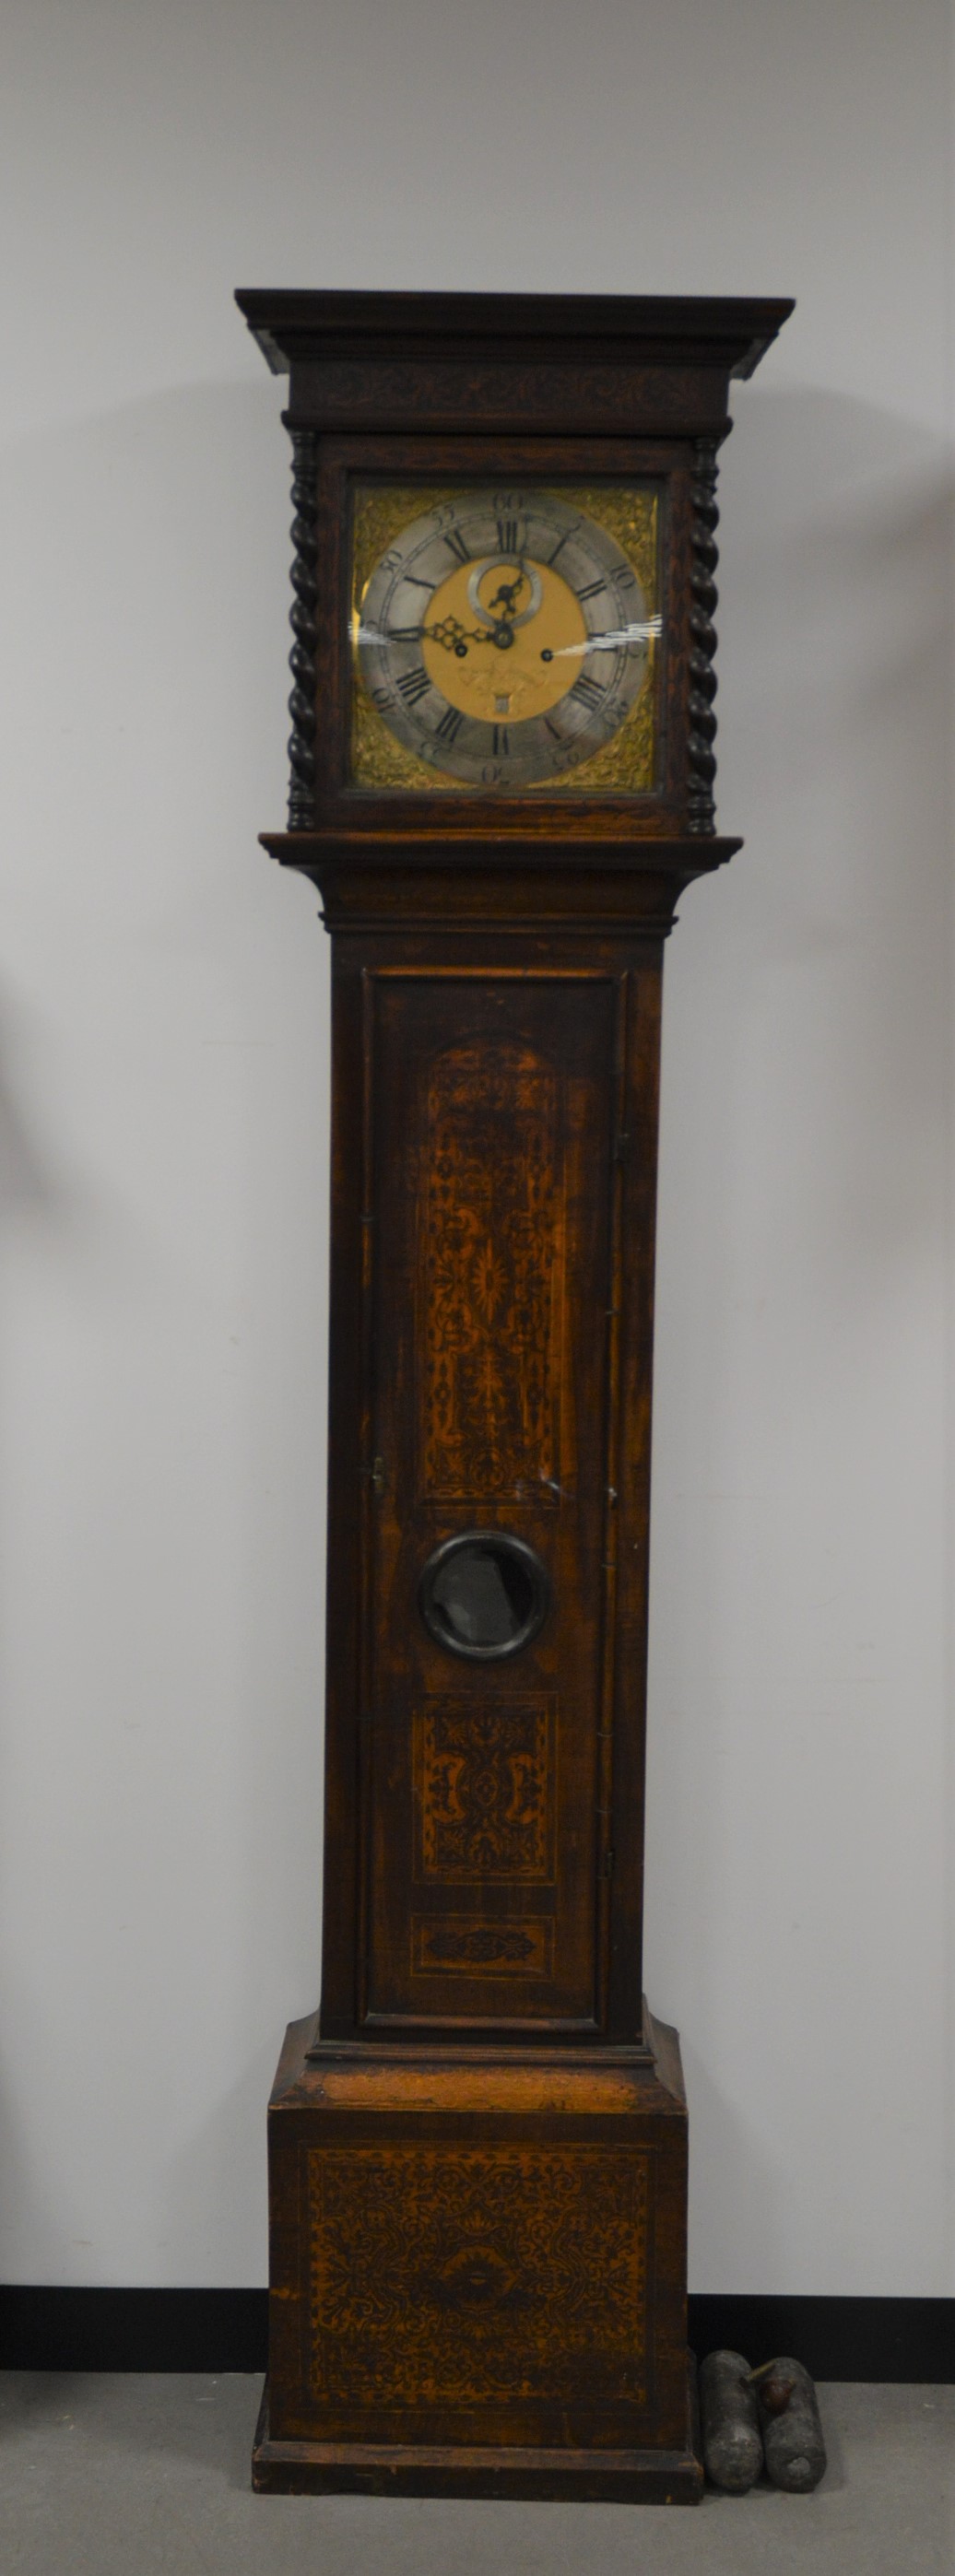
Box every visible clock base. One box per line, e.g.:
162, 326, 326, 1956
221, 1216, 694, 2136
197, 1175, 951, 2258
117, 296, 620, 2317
252, 2361, 703, 2500
255, 2006, 699, 2502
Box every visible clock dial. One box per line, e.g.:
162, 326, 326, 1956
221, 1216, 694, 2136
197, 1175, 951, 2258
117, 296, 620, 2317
353, 488, 655, 790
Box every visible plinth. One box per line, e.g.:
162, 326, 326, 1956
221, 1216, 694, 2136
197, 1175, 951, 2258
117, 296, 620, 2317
253, 2008, 701, 2502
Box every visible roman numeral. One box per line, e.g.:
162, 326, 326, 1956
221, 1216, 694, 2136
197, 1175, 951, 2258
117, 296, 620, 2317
434, 705, 464, 743
492, 724, 510, 756
544, 717, 565, 742
396, 665, 430, 706
576, 578, 607, 603
570, 673, 606, 712
386, 624, 422, 642
496, 518, 519, 556
443, 527, 470, 564
402, 573, 437, 591
547, 521, 581, 566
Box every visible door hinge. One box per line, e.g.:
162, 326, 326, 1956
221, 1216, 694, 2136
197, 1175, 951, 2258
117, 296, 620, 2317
370, 1454, 386, 1496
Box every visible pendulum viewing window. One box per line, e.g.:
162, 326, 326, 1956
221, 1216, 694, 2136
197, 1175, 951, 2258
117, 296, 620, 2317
419, 1532, 550, 1662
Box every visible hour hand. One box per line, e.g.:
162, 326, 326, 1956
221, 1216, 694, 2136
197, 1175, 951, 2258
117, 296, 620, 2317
421, 613, 489, 658
376, 616, 470, 657
376, 613, 492, 659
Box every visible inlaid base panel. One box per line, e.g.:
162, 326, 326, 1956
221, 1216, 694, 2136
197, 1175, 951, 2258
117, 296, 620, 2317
256, 2007, 698, 2501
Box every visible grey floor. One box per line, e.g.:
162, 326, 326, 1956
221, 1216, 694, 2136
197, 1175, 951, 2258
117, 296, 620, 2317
1, 2375, 952, 2575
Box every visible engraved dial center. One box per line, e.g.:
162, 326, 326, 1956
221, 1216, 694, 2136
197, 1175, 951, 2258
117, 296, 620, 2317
422, 559, 586, 723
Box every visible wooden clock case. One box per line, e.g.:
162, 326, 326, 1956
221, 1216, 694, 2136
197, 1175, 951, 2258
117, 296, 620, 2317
236, 290, 792, 2501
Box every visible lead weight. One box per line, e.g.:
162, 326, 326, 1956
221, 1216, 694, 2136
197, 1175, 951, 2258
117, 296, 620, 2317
752, 2356, 828, 2492
698, 2349, 763, 2491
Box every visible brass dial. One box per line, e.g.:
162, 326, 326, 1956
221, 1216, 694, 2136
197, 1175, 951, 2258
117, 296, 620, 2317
354, 488, 654, 790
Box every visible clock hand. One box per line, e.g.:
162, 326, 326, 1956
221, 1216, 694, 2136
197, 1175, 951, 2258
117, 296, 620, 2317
401, 614, 517, 657
373, 582, 529, 660
483, 569, 528, 621
364, 616, 487, 656
425, 616, 497, 653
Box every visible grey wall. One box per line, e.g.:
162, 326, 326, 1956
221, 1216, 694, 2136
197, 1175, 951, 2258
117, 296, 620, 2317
0, 0, 951, 2293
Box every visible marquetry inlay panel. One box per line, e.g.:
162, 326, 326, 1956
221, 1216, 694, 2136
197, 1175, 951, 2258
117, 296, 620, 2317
414, 1699, 555, 1883
420, 1041, 564, 1500
307, 2142, 650, 2407
411, 1916, 554, 1978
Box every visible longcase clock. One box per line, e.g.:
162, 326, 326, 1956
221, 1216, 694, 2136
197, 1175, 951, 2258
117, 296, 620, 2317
236, 288, 792, 2502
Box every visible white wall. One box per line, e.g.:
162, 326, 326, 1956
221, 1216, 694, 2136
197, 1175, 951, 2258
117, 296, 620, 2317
0, 0, 951, 2295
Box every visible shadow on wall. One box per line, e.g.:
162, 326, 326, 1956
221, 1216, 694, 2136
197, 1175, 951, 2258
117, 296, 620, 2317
645, 381, 954, 2283
0, 381, 327, 2287
0, 1006, 63, 1222
0, 991, 109, 2293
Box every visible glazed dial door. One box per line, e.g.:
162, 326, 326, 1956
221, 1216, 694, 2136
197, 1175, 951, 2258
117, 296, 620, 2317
355, 488, 654, 789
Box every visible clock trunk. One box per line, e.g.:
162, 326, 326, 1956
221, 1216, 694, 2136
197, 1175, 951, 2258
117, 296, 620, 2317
321, 939, 660, 2045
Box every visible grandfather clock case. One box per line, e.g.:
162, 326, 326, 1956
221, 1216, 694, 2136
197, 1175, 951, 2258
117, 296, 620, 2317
238, 289, 791, 2501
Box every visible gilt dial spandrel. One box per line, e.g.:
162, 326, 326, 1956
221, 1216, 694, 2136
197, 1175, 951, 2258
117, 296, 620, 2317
349, 482, 660, 793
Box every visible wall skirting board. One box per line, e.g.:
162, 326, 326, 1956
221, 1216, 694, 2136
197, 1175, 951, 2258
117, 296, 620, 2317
0, 2290, 950, 2382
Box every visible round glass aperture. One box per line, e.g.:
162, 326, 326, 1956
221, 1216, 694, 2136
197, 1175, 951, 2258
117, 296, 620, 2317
419, 1531, 550, 1663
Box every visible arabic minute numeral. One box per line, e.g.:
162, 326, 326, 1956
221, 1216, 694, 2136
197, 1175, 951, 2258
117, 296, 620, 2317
570, 673, 606, 712
434, 705, 464, 744
396, 665, 430, 706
